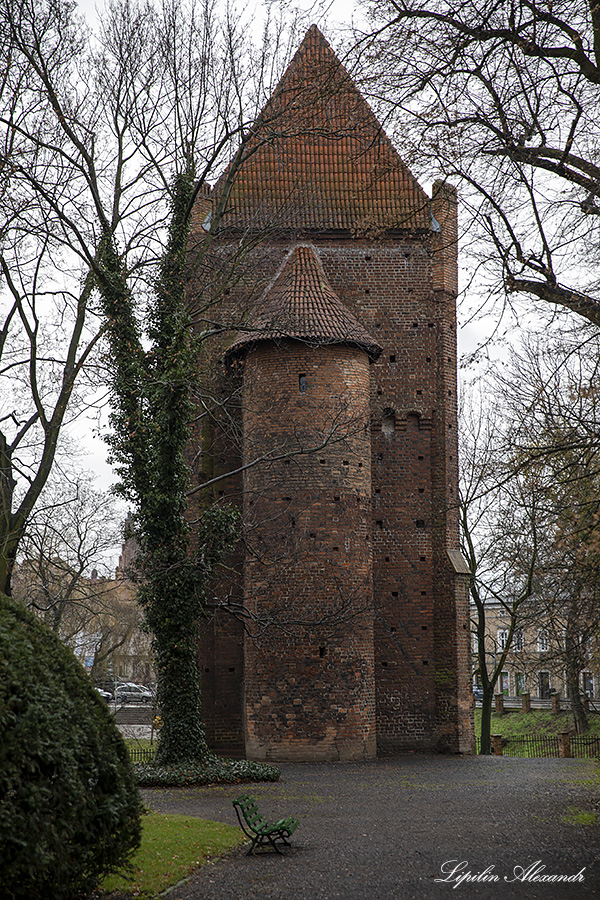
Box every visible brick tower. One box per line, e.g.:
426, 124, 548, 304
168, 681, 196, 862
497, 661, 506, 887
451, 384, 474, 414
192, 25, 475, 759
225, 245, 381, 760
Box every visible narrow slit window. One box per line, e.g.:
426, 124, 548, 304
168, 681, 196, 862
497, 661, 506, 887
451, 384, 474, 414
299, 373, 307, 393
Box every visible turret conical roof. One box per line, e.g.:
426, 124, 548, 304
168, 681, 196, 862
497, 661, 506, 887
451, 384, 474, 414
225, 245, 382, 361
213, 25, 432, 233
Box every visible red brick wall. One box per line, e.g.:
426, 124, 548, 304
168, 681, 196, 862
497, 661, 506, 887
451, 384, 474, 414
192, 229, 474, 757
241, 340, 376, 761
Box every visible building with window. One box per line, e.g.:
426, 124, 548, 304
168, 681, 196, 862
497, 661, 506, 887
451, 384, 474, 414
473, 600, 599, 701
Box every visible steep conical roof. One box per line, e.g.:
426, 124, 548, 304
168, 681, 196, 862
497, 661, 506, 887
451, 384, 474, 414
213, 25, 431, 233
225, 245, 382, 361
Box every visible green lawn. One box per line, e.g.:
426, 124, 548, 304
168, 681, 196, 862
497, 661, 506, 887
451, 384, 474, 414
100, 813, 245, 898
474, 709, 600, 738
124, 738, 156, 763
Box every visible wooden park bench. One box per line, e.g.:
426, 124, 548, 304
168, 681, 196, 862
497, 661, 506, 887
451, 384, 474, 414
232, 793, 299, 855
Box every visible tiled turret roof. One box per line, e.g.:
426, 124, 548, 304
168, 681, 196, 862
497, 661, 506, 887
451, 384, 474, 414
225, 245, 382, 361
213, 25, 432, 233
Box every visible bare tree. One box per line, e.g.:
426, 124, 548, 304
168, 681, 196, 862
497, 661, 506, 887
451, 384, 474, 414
0, 0, 288, 594
8, 472, 149, 688
1, 0, 341, 765
462, 328, 600, 741
353, 0, 600, 740
355, 0, 600, 328
0, 0, 241, 762
499, 330, 600, 731
0, 219, 101, 594
459, 389, 539, 753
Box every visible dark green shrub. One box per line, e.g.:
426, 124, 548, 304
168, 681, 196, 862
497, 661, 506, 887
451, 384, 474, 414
0, 594, 142, 900
133, 756, 281, 787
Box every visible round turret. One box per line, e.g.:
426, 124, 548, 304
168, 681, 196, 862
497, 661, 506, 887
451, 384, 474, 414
232, 246, 379, 761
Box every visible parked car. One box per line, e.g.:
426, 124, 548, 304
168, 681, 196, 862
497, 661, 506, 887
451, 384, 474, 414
94, 687, 112, 702
114, 683, 153, 704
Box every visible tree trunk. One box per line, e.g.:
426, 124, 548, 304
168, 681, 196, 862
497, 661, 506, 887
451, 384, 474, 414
565, 604, 588, 733
0, 528, 21, 597
147, 561, 210, 766
479, 689, 494, 754
566, 661, 588, 733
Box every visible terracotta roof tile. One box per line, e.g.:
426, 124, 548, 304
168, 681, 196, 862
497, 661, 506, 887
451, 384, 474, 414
213, 25, 431, 233
225, 245, 382, 361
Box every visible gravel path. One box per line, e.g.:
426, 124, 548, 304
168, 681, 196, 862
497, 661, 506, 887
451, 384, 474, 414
141, 754, 600, 900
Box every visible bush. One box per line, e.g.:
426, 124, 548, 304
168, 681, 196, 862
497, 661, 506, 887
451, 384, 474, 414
0, 593, 142, 900
133, 756, 281, 787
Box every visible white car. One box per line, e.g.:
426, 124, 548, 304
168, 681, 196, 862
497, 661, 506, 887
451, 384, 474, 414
114, 683, 153, 704
94, 687, 112, 702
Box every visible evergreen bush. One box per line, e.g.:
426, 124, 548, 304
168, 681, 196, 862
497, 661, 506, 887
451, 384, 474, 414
0, 594, 142, 900
133, 756, 281, 787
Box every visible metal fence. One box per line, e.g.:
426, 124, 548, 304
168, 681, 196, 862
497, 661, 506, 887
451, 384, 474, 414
130, 736, 600, 760
128, 746, 157, 763
571, 735, 600, 757
475, 734, 600, 757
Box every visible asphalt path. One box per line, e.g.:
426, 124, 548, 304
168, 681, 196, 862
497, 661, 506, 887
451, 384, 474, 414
141, 754, 600, 900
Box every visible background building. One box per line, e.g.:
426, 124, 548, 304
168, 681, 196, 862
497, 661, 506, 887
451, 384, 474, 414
474, 600, 599, 702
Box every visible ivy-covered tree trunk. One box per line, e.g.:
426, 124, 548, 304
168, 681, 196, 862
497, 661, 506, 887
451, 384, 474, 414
97, 169, 236, 765
144, 556, 210, 764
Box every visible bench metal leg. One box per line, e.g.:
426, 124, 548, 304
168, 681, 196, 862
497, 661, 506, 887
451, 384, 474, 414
247, 833, 285, 855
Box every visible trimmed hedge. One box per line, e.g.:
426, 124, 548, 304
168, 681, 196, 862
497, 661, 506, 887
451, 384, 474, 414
133, 756, 281, 787
0, 594, 142, 900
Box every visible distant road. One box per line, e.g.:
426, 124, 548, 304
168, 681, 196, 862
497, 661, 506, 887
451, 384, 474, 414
113, 704, 155, 725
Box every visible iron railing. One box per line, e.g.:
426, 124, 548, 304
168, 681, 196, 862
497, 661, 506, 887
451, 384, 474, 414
475, 734, 600, 757
127, 746, 157, 763
571, 735, 600, 757
131, 736, 600, 760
